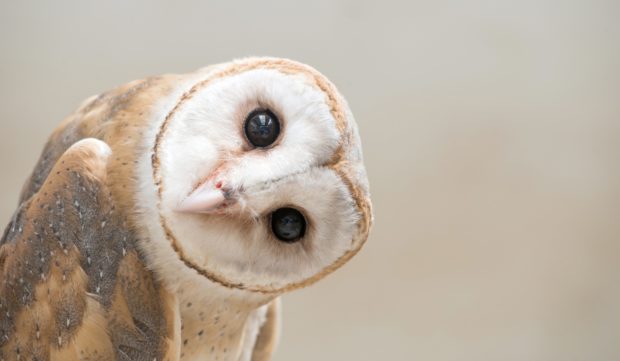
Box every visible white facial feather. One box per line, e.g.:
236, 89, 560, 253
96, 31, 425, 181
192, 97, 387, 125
134, 58, 369, 301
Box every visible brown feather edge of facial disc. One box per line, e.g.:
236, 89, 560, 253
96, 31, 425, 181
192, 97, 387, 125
152, 58, 372, 294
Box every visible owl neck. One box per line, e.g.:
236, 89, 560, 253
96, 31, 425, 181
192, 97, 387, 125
173, 277, 274, 361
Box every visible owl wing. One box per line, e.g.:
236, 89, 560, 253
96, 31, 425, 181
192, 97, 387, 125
0, 139, 178, 361
251, 299, 280, 361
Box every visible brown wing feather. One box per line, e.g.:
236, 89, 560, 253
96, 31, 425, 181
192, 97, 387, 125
18, 77, 158, 205
0, 139, 177, 361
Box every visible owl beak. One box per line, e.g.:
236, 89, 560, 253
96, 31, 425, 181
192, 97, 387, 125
175, 183, 229, 214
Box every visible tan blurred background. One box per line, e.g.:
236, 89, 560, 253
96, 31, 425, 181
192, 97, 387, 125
1, 1, 619, 360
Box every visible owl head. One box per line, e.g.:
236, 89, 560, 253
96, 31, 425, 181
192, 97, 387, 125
137, 58, 372, 298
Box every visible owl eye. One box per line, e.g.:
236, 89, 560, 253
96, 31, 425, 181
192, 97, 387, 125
271, 207, 306, 243
244, 109, 280, 147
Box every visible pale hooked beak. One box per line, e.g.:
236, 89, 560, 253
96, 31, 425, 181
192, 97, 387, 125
175, 181, 233, 214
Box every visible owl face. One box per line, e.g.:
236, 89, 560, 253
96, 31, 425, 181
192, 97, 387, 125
140, 58, 371, 295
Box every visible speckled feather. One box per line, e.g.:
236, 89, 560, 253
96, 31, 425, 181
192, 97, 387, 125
0, 139, 175, 361
1, 75, 184, 361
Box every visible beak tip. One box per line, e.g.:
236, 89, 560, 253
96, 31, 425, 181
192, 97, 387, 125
174, 188, 227, 214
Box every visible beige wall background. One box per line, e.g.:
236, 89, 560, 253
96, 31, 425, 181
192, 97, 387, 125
1, 1, 619, 360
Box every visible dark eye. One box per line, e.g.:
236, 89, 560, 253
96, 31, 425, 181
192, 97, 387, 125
271, 207, 306, 243
244, 109, 280, 147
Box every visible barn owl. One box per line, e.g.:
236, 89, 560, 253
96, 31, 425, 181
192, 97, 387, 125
0, 57, 372, 361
